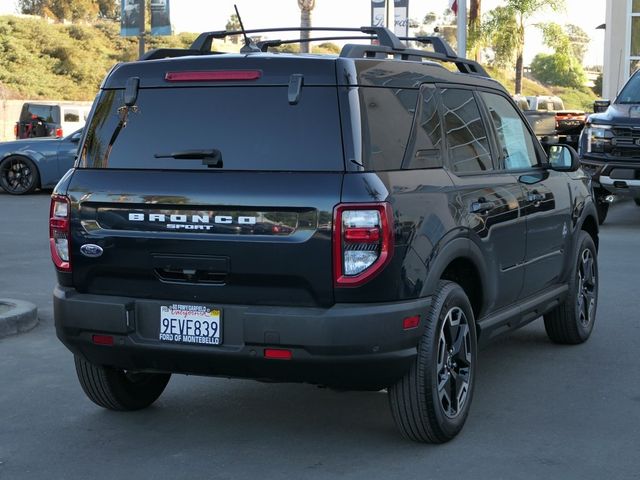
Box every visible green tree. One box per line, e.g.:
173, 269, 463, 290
483, 0, 565, 94
593, 73, 603, 97
468, 0, 482, 62
530, 53, 586, 88
19, 0, 99, 21
226, 13, 241, 44
530, 22, 586, 88
483, 6, 519, 70
97, 0, 119, 21
565, 24, 590, 64
297, 0, 315, 54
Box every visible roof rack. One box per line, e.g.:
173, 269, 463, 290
139, 26, 488, 78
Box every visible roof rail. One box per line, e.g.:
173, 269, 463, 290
189, 26, 404, 54
137, 25, 489, 78
339, 42, 489, 78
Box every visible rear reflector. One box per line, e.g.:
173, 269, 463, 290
92, 335, 114, 346
165, 70, 262, 82
264, 348, 292, 360
403, 315, 420, 330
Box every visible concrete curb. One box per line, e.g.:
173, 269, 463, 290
0, 298, 38, 338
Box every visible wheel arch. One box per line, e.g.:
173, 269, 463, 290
421, 237, 492, 321
580, 213, 599, 251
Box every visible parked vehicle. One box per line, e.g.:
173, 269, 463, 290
579, 70, 640, 224
0, 129, 82, 194
14, 102, 90, 140
52, 27, 600, 443
524, 95, 586, 149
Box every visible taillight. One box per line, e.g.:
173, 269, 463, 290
55, 128, 63, 138
14, 123, 18, 139
49, 195, 71, 272
333, 203, 394, 287
165, 70, 262, 82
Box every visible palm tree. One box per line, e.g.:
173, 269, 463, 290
506, 0, 564, 94
468, 0, 481, 62
298, 0, 316, 54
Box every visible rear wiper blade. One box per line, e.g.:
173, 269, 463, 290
154, 149, 223, 167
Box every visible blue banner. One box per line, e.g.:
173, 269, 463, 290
121, 0, 143, 37
151, 0, 171, 36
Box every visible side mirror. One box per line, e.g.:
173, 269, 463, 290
547, 144, 580, 172
70, 133, 81, 143
593, 99, 610, 113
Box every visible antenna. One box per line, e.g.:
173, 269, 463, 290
234, 5, 261, 53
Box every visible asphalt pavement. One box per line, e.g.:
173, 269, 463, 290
1, 190, 639, 480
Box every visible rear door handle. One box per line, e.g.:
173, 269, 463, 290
470, 200, 495, 214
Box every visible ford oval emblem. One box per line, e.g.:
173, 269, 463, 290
80, 244, 104, 258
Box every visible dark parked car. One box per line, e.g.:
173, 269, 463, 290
52, 27, 600, 443
0, 129, 82, 194
579, 69, 640, 224
14, 102, 88, 140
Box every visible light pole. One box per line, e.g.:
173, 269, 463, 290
457, 0, 467, 58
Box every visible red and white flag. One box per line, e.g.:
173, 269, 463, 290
450, 0, 458, 14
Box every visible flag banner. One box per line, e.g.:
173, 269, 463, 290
371, 0, 386, 27
121, 0, 144, 37
450, 0, 458, 15
394, 0, 409, 38
151, 0, 171, 36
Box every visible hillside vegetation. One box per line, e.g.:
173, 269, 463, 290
0, 15, 197, 100
0, 15, 597, 111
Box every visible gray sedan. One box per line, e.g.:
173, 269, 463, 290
0, 129, 81, 194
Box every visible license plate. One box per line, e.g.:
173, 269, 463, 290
159, 304, 221, 345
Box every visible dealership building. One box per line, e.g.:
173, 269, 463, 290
604, 0, 640, 99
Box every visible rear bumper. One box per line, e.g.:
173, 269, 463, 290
54, 286, 431, 389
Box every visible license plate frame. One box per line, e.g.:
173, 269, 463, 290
158, 304, 222, 346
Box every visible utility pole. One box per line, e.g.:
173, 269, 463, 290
456, 0, 467, 58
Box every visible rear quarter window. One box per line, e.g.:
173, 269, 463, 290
358, 87, 419, 171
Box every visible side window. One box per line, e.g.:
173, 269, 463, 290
403, 85, 443, 169
479, 92, 538, 170
64, 110, 80, 122
360, 87, 419, 171
440, 88, 492, 174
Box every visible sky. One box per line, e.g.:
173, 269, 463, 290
0, 0, 606, 66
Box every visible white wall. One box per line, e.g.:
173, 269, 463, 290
604, 0, 631, 100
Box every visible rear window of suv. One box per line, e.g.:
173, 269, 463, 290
80, 86, 344, 171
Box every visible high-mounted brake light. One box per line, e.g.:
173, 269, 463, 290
49, 195, 71, 272
333, 203, 394, 287
165, 70, 262, 82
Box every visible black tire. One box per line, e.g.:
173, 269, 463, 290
74, 356, 171, 411
634, 198, 640, 206
595, 200, 609, 225
544, 231, 598, 344
0, 155, 40, 195
388, 281, 477, 443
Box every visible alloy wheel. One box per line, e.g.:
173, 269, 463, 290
436, 306, 473, 419
1, 158, 34, 194
577, 248, 597, 328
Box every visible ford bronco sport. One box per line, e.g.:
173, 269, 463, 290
52, 26, 600, 443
